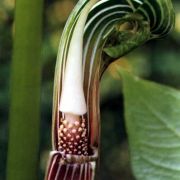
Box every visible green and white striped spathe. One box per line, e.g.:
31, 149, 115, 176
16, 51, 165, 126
52, 0, 175, 152
46, 1, 175, 179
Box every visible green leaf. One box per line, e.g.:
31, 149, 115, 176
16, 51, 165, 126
120, 69, 180, 180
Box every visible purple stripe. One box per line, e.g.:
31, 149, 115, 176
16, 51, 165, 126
46, 153, 96, 180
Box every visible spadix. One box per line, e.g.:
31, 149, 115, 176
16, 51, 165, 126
59, 0, 97, 115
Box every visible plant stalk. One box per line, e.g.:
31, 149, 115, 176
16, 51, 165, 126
6, 0, 43, 179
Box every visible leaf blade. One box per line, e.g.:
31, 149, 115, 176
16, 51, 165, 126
120, 69, 180, 180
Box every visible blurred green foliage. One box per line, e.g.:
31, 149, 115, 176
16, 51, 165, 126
0, 0, 180, 179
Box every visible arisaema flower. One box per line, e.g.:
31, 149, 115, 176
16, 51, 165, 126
45, 0, 175, 179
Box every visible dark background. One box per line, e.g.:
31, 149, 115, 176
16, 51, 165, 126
0, 0, 180, 179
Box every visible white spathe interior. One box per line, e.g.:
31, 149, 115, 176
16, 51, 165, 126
59, 0, 97, 115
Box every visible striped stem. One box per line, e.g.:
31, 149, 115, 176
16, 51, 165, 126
46, 151, 96, 180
